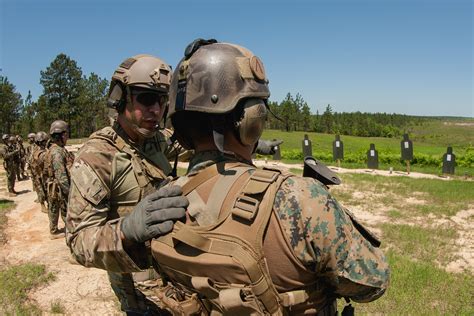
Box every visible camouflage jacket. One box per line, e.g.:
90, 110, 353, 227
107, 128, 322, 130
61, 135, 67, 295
0, 144, 19, 168
175, 151, 390, 303
45, 143, 74, 197
66, 122, 171, 272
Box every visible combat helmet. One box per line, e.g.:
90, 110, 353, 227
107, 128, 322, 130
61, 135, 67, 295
8, 136, 16, 143
35, 131, 48, 143
169, 39, 270, 151
27, 133, 36, 141
49, 120, 68, 135
107, 54, 172, 110
2, 134, 9, 142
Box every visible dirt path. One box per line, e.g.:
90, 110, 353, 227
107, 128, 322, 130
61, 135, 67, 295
0, 176, 119, 315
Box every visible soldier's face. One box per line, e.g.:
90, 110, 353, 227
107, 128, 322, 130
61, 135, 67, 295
125, 89, 167, 132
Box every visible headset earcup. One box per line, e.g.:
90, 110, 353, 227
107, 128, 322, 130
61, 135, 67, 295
237, 99, 267, 146
107, 83, 125, 110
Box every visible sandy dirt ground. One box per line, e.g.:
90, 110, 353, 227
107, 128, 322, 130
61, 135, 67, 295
0, 158, 472, 314
0, 175, 120, 315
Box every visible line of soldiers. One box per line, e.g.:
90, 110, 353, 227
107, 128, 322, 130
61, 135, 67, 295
2, 121, 74, 239
1, 134, 30, 196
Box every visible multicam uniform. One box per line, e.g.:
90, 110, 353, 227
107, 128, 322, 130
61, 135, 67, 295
150, 151, 390, 315
15, 140, 26, 180
45, 142, 74, 233
0, 143, 19, 193
66, 122, 171, 314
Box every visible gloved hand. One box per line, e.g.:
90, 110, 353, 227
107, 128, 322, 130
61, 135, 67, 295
255, 139, 283, 155
121, 185, 188, 243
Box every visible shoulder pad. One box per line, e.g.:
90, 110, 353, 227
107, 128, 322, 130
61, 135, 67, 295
71, 160, 110, 206
89, 126, 117, 143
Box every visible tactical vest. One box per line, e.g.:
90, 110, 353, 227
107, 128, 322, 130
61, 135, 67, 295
88, 126, 171, 218
151, 162, 329, 315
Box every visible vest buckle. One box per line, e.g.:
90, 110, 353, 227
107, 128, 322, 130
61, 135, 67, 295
232, 194, 260, 221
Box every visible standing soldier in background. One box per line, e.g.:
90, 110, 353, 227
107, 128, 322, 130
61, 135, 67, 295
66, 54, 189, 315
25, 133, 36, 178
45, 120, 74, 238
150, 40, 390, 315
1, 134, 19, 196
15, 135, 27, 181
31, 131, 49, 213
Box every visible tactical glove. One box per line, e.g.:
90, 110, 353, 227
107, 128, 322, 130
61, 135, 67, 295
121, 185, 188, 243
255, 139, 283, 155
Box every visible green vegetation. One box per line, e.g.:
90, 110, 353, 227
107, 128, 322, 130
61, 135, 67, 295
50, 299, 65, 314
331, 173, 474, 217
0, 264, 55, 315
0, 199, 15, 245
330, 173, 474, 315
261, 121, 474, 175
351, 251, 474, 315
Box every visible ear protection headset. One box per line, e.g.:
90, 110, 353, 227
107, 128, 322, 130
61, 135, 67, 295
107, 82, 127, 113
233, 98, 268, 147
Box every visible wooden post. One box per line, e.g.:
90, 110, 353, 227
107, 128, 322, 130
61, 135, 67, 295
406, 160, 410, 174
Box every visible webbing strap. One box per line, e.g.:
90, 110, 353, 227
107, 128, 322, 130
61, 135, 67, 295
203, 166, 250, 226
181, 162, 245, 196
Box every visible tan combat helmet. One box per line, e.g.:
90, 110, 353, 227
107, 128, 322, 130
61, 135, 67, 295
107, 54, 172, 110
27, 133, 36, 142
8, 136, 16, 143
2, 134, 9, 142
35, 131, 48, 143
49, 120, 68, 135
169, 39, 270, 152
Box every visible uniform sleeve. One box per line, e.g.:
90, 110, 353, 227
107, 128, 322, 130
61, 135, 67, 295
51, 148, 70, 197
274, 176, 390, 302
65, 149, 148, 273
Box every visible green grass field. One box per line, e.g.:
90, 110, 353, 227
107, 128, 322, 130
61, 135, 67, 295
328, 173, 474, 315
261, 119, 474, 176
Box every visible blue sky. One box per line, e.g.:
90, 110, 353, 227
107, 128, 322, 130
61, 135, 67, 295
1, 0, 472, 117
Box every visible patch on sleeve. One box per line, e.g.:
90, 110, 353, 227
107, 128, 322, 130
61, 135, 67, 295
71, 160, 109, 206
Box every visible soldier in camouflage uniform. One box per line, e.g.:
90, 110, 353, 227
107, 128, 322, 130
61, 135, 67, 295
31, 131, 49, 213
25, 133, 36, 178
1, 134, 19, 196
66, 54, 189, 315
45, 120, 75, 238
149, 40, 390, 315
16, 135, 27, 180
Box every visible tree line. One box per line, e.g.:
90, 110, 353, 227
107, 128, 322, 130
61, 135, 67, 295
267, 93, 424, 138
2, 53, 423, 139
1, 53, 109, 138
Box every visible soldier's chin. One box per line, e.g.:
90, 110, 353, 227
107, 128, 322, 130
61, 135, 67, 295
134, 126, 157, 139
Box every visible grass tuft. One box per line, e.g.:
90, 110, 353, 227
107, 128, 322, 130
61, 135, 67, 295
0, 264, 55, 315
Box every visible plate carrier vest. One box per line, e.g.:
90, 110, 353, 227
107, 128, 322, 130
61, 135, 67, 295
151, 162, 332, 315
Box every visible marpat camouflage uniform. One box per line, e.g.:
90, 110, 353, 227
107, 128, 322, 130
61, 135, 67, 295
30, 143, 48, 206
45, 142, 74, 233
0, 143, 19, 193
154, 151, 389, 313
66, 122, 171, 314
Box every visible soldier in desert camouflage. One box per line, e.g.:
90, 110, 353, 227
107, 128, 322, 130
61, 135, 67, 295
1, 134, 19, 196
15, 135, 28, 180
149, 39, 390, 315
45, 120, 74, 238
25, 133, 36, 172
31, 131, 49, 213
66, 54, 189, 315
